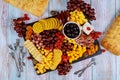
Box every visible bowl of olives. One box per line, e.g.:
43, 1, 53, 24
63, 22, 82, 39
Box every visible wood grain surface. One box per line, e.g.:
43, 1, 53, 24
0, 0, 120, 80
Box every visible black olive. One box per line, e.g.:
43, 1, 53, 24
67, 30, 70, 32
64, 22, 80, 39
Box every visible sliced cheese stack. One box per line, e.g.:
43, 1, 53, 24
24, 40, 42, 62
33, 18, 61, 34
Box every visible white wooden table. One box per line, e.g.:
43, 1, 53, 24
0, 0, 120, 80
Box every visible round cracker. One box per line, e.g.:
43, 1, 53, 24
47, 18, 52, 30
39, 19, 47, 28
55, 18, 61, 29
39, 20, 46, 30
33, 22, 43, 33
51, 18, 57, 29
49, 18, 55, 29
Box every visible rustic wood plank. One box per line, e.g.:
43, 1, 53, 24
91, 0, 117, 80
0, 0, 9, 80
1, 0, 120, 80
49, 0, 67, 13
115, 0, 120, 80
115, 0, 120, 16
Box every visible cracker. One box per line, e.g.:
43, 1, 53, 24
50, 49, 62, 70
33, 22, 43, 33
101, 14, 120, 56
24, 40, 43, 62
4, 0, 49, 17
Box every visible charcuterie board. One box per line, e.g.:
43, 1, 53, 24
12, 0, 103, 76
21, 16, 102, 75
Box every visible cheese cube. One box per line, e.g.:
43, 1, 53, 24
82, 22, 94, 35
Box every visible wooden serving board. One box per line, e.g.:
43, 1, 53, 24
26, 17, 102, 75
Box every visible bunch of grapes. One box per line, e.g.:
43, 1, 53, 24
13, 18, 27, 37
13, 14, 30, 37
57, 53, 72, 75
57, 62, 72, 75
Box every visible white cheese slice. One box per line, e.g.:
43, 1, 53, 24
82, 22, 94, 35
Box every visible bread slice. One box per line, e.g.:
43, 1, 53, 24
4, 0, 49, 17
101, 14, 120, 56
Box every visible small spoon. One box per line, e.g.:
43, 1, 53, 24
74, 58, 95, 74
78, 62, 96, 77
